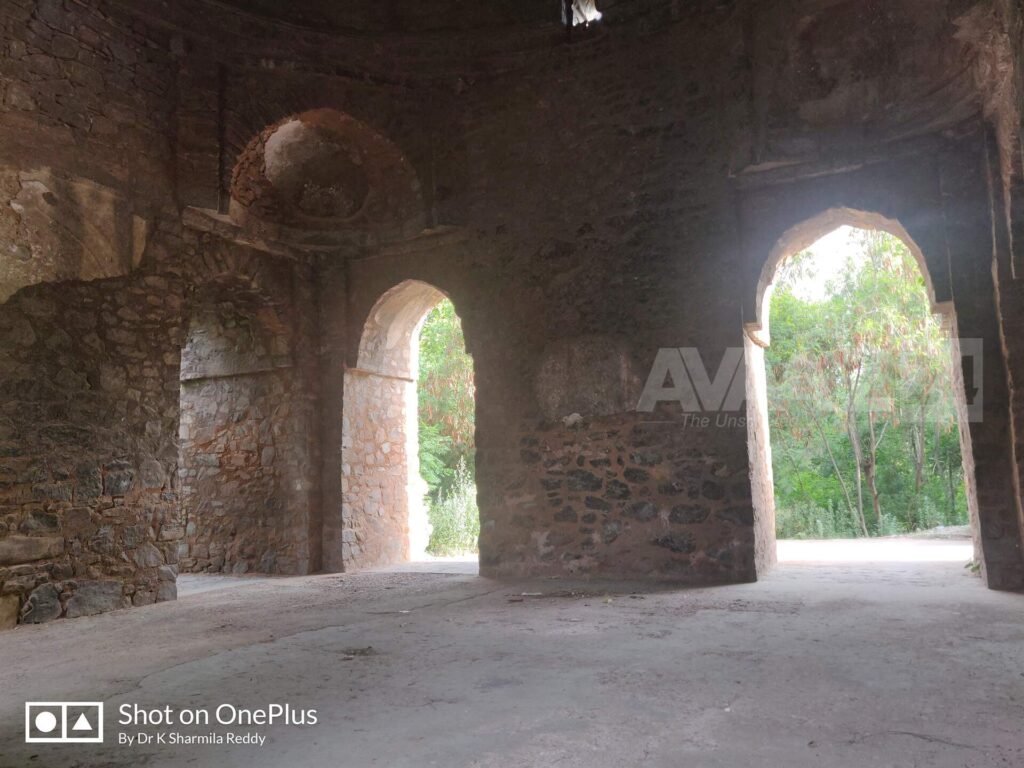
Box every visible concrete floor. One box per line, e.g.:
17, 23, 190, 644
1, 538, 1022, 767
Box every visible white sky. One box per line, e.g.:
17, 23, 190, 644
782, 225, 868, 302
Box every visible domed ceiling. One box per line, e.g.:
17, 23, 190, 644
229, 109, 425, 246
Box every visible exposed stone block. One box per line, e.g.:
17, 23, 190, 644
21, 583, 61, 623
132, 544, 163, 568
18, 510, 59, 533
156, 581, 177, 602
65, 580, 127, 617
0, 594, 19, 630
0, 535, 64, 565
103, 463, 135, 496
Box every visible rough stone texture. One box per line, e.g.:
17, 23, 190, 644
0, 0, 176, 301
0, 593, 17, 629
21, 582, 61, 623
336, 280, 443, 571
2, 0, 1024, 626
0, 274, 185, 622
340, 369, 416, 570
178, 272, 318, 575
0, 535, 63, 566
484, 415, 755, 582
65, 579, 128, 618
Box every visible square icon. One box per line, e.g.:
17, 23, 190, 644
25, 702, 104, 743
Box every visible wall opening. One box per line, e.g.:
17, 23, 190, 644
745, 213, 981, 572
341, 281, 477, 571
567, 0, 602, 26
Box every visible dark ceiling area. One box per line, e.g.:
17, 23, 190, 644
216, 0, 560, 33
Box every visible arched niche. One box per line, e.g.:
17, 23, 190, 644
229, 108, 425, 247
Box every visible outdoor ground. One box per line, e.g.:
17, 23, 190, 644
0, 537, 1021, 767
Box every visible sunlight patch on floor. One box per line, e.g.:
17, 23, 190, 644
777, 537, 974, 563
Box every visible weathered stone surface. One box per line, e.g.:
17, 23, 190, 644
103, 464, 135, 497
670, 505, 710, 525
535, 336, 642, 421
19, 510, 59, 533
625, 502, 658, 522
0, 594, 19, 630
65, 580, 127, 618
1, 0, 1023, 630
156, 581, 177, 602
132, 544, 163, 568
139, 459, 167, 490
0, 535, 63, 566
717, 507, 755, 527
74, 465, 103, 501
21, 583, 61, 623
566, 470, 602, 493
653, 534, 697, 555
172, 273, 319, 578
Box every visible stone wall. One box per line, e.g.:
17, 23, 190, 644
0, 223, 324, 627
2, 0, 1024, 631
336, 280, 442, 570
178, 280, 303, 573
178, 261, 320, 576
331, 0, 1024, 587
340, 369, 414, 569
984, 0, 1024, 581
0, 0, 186, 627
0, 0, 178, 301
492, 414, 756, 582
0, 273, 183, 627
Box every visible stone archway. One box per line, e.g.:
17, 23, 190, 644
742, 207, 982, 575
339, 279, 454, 570
746, 208, 946, 346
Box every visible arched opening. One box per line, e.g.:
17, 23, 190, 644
745, 210, 981, 572
341, 280, 477, 571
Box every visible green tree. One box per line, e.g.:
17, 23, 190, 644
766, 230, 967, 538
417, 298, 479, 555
418, 299, 475, 498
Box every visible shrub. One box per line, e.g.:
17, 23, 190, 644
776, 499, 861, 539
426, 458, 480, 556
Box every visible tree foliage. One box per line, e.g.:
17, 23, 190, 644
418, 299, 476, 497
766, 230, 968, 538
417, 298, 479, 554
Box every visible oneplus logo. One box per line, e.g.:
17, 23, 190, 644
25, 702, 104, 743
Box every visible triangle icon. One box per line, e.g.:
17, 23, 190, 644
72, 713, 92, 731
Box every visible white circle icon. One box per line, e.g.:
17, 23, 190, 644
34, 711, 58, 733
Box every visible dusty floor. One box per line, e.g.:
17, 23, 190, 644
1, 538, 1022, 767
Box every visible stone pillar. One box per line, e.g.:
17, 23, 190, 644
941, 141, 1024, 590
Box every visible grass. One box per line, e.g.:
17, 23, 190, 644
425, 458, 480, 556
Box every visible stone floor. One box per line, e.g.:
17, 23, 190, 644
1, 538, 1022, 767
